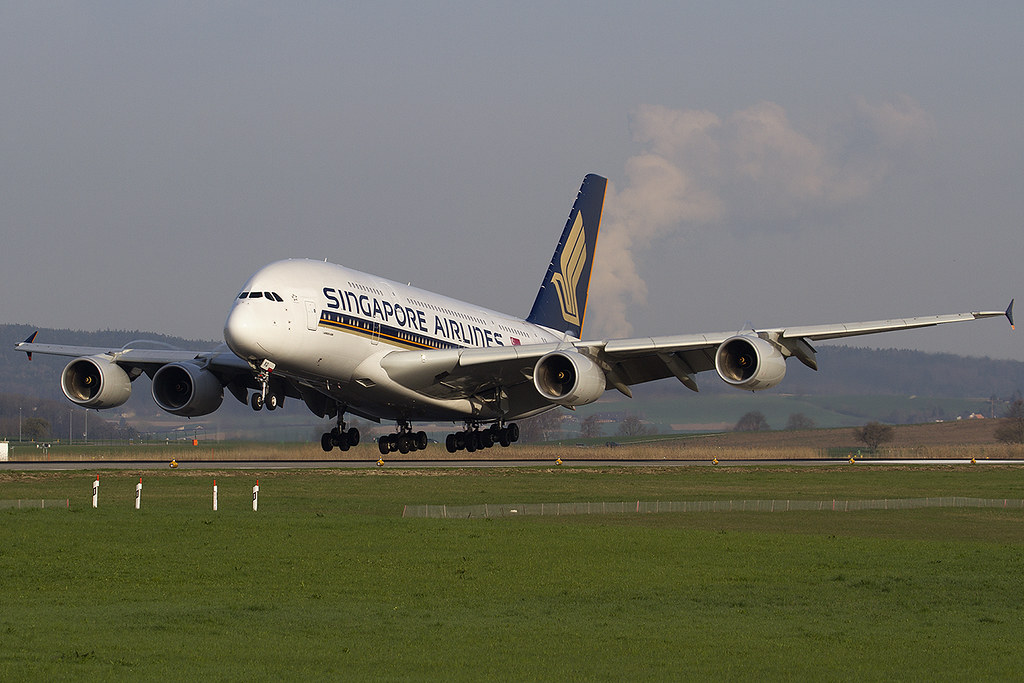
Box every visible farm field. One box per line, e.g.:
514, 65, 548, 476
2, 465, 1024, 679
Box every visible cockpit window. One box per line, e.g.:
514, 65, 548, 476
238, 290, 284, 302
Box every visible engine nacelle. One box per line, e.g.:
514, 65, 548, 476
61, 356, 133, 409
152, 362, 224, 417
533, 350, 607, 406
715, 334, 787, 391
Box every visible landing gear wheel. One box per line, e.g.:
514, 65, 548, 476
321, 433, 334, 452
415, 431, 428, 450
378, 438, 389, 456
251, 393, 264, 411
347, 428, 360, 447
267, 393, 279, 410
445, 434, 458, 453
507, 423, 520, 442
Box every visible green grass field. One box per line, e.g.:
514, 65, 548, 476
2, 466, 1024, 679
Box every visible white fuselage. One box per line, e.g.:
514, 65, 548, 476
223, 259, 564, 422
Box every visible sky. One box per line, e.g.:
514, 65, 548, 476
2, 2, 1021, 362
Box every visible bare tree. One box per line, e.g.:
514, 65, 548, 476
854, 421, 894, 449
614, 411, 655, 438
22, 417, 50, 440
580, 414, 603, 439
785, 413, 816, 430
734, 411, 770, 432
519, 410, 563, 443
994, 399, 1024, 444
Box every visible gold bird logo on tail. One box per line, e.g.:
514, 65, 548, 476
550, 211, 587, 327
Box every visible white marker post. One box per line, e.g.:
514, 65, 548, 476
252, 479, 259, 512
92, 476, 99, 508
135, 477, 142, 510
213, 479, 218, 511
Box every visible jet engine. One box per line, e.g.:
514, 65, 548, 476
714, 334, 787, 391
152, 362, 225, 417
61, 356, 133, 409
533, 350, 607, 406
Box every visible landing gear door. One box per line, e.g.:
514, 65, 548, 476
305, 300, 320, 331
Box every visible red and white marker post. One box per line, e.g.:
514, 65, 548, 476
252, 479, 259, 511
92, 476, 99, 508
135, 477, 142, 510
213, 479, 218, 511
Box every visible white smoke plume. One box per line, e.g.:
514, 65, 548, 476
587, 97, 935, 338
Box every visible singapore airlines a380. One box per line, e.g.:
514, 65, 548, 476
16, 175, 1014, 455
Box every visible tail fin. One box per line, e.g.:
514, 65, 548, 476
526, 174, 607, 338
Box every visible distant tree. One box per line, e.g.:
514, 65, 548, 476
994, 399, 1024, 444
785, 413, 816, 431
580, 414, 603, 439
734, 411, 770, 432
22, 417, 50, 441
854, 421, 894, 449
617, 414, 648, 437
519, 410, 562, 443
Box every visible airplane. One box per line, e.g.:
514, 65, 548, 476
15, 174, 1015, 456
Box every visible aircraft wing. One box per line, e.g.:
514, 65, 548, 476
15, 335, 253, 381
589, 304, 1013, 391
379, 303, 1014, 399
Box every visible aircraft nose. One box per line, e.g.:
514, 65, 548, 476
224, 302, 265, 360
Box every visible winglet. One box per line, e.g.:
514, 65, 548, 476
20, 331, 38, 360
1007, 299, 1015, 330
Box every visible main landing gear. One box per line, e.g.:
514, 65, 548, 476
321, 417, 360, 453
445, 423, 519, 453
378, 422, 428, 456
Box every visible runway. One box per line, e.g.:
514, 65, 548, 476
2, 458, 1021, 471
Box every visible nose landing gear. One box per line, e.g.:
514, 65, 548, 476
248, 359, 281, 411
250, 391, 282, 411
